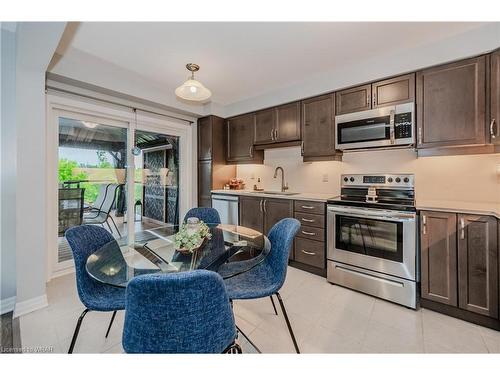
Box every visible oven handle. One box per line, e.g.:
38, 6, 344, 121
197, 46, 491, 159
327, 206, 415, 222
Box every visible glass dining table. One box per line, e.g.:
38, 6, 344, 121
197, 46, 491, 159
86, 223, 271, 288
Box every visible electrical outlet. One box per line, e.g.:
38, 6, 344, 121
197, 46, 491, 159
322, 174, 329, 182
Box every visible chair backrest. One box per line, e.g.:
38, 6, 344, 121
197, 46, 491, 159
265, 218, 301, 291
65, 225, 116, 307
92, 184, 109, 210
122, 270, 236, 353
99, 183, 120, 214
183, 207, 221, 224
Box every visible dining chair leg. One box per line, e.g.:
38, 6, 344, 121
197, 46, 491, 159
235, 324, 261, 354
109, 216, 122, 237
275, 292, 300, 354
269, 295, 278, 315
68, 308, 90, 354
105, 311, 117, 338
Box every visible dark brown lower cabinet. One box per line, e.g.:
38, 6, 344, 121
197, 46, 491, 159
420, 211, 458, 306
239, 196, 264, 232
420, 210, 500, 329
458, 214, 498, 318
239, 196, 293, 235
239, 196, 327, 268
263, 199, 293, 234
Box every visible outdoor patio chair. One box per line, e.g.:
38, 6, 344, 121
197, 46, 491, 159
83, 183, 122, 237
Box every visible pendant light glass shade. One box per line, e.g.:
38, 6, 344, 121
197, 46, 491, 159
175, 64, 212, 102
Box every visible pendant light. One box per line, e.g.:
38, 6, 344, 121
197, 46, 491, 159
175, 63, 212, 102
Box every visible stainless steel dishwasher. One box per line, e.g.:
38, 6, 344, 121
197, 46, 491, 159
211, 194, 239, 225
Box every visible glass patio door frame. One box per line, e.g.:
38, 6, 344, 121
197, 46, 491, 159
49, 107, 130, 275
47, 94, 195, 280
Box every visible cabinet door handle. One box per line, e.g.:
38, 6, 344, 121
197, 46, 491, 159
274, 129, 278, 141
372, 93, 376, 107
490, 119, 497, 138
460, 217, 465, 240
301, 205, 314, 210
301, 141, 304, 156
249, 145, 253, 158
301, 218, 314, 223
366, 94, 371, 105
270, 128, 275, 141
301, 250, 316, 256
263, 199, 267, 213
259, 199, 263, 213
418, 127, 423, 145
301, 230, 316, 236
422, 215, 426, 235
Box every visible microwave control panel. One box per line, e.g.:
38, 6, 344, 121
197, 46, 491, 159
394, 112, 412, 139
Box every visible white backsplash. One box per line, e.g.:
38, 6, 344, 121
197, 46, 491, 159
237, 147, 500, 204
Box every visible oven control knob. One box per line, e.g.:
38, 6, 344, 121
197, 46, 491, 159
387, 177, 393, 183
344, 177, 348, 182
403, 177, 409, 183
349, 177, 355, 182
395, 177, 401, 183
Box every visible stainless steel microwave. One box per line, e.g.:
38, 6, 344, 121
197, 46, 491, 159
335, 103, 414, 151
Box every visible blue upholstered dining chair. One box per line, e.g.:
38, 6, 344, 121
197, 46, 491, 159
122, 270, 240, 353
65, 225, 126, 353
219, 218, 301, 353
183, 207, 221, 224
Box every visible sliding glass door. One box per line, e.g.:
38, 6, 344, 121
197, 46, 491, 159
57, 115, 128, 266
51, 106, 185, 273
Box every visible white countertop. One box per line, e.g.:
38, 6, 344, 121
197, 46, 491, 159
416, 200, 500, 219
211, 190, 500, 218
211, 189, 335, 203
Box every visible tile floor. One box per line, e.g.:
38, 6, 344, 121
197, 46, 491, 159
19, 266, 500, 353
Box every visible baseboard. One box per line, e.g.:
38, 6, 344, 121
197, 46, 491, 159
0, 296, 17, 315
13, 294, 48, 318
49, 265, 75, 281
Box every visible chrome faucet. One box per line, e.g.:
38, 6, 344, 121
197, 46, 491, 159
273, 166, 289, 192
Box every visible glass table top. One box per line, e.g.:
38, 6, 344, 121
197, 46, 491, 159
86, 224, 271, 288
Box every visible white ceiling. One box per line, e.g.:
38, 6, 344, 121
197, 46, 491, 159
64, 22, 491, 107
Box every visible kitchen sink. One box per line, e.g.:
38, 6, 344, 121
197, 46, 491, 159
250, 191, 299, 196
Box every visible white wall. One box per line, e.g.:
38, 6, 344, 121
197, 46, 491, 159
225, 23, 500, 117
237, 148, 500, 205
11, 22, 66, 316
1, 27, 18, 313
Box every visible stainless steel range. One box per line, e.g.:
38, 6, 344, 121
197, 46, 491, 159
327, 174, 418, 309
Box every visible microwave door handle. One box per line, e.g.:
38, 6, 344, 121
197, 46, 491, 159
389, 110, 395, 144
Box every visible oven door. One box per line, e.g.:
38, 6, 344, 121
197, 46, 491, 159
327, 205, 416, 280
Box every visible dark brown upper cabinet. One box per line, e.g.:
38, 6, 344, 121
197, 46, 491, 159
275, 102, 301, 142
336, 74, 415, 115
254, 108, 276, 145
372, 74, 415, 108
253, 102, 301, 147
420, 211, 458, 307
301, 94, 340, 161
458, 214, 498, 318
416, 56, 486, 149
335, 84, 371, 115
197, 116, 236, 207
491, 50, 500, 145
197, 116, 213, 160
226, 113, 264, 164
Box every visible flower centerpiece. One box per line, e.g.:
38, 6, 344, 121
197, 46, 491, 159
174, 218, 212, 254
